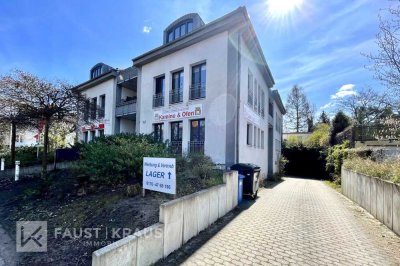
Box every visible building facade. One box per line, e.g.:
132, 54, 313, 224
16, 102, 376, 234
73, 7, 285, 178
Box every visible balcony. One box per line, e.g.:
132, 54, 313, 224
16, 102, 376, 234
190, 82, 206, 100
153, 93, 164, 108
170, 90, 183, 104
189, 141, 204, 154
116, 100, 136, 117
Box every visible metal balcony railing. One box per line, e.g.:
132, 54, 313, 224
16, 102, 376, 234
189, 83, 206, 100
116, 100, 137, 116
153, 93, 164, 108
170, 141, 182, 154
169, 90, 183, 104
189, 140, 205, 154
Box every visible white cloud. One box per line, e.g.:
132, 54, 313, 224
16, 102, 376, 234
330, 84, 356, 99
142, 26, 152, 33
320, 101, 336, 110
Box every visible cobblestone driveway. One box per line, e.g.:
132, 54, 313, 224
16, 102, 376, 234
161, 177, 400, 266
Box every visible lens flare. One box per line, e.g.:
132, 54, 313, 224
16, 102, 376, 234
267, 0, 304, 18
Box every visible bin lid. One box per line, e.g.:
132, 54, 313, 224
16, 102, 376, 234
230, 163, 261, 172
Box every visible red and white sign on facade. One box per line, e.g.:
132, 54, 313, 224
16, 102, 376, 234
81, 123, 105, 132
154, 104, 203, 121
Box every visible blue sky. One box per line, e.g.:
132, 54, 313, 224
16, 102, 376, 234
0, 0, 393, 116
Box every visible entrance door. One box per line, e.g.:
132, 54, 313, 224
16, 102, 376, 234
190, 119, 205, 153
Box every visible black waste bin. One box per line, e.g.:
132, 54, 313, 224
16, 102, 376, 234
230, 163, 261, 199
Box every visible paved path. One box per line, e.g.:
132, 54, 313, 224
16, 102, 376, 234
163, 177, 400, 266
0, 223, 17, 266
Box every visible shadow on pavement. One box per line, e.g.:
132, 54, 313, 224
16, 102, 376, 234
155, 198, 256, 265
263, 178, 285, 189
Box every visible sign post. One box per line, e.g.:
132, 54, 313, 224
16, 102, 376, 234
143, 157, 176, 195
1, 158, 4, 171
15, 161, 20, 181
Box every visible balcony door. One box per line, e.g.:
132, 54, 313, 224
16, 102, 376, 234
170, 121, 183, 154
190, 119, 205, 153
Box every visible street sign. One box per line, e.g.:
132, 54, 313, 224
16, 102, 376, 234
143, 157, 176, 195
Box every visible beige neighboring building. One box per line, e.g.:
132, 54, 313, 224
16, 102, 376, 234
283, 132, 311, 142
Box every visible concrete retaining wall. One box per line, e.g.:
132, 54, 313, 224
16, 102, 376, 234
92, 170, 239, 266
341, 168, 400, 236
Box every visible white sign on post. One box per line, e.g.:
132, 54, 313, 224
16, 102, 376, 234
143, 157, 176, 195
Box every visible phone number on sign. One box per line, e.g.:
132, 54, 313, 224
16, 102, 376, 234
145, 181, 171, 189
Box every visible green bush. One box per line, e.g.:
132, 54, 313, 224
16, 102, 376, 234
304, 123, 330, 148
73, 134, 168, 185
343, 157, 400, 184
325, 141, 350, 179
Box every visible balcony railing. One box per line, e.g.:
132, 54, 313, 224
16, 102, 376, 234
170, 141, 182, 154
116, 100, 137, 117
153, 93, 164, 108
170, 90, 183, 104
189, 141, 204, 154
190, 82, 206, 100
98, 106, 105, 119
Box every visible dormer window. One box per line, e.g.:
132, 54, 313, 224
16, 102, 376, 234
167, 20, 194, 43
91, 66, 102, 79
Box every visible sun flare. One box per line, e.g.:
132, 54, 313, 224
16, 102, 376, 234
267, 0, 304, 17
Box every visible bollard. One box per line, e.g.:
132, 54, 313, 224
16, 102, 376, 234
1, 158, 4, 171
15, 161, 20, 181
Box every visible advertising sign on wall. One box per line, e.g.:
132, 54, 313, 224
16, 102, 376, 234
154, 104, 202, 122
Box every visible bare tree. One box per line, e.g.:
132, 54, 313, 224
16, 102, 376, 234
1, 70, 85, 179
284, 85, 312, 132
337, 87, 391, 125
365, 4, 400, 106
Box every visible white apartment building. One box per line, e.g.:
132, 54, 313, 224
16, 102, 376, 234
73, 7, 285, 177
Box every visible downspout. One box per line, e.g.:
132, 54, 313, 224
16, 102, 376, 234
235, 31, 241, 164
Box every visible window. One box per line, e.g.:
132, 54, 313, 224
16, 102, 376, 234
99, 94, 105, 118
261, 130, 265, 149
247, 123, 253, 145
258, 128, 261, 148
180, 24, 186, 35
90, 131, 95, 142
248, 71, 253, 107
190, 63, 206, 100
269, 101, 274, 117
84, 132, 88, 143
153, 123, 163, 142
254, 79, 258, 112
91, 66, 102, 79
91, 97, 97, 120
190, 119, 205, 153
171, 70, 184, 104
98, 129, 104, 138
168, 31, 174, 42
261, 90, 265, 117
167, 20, 194, 43
153, 76, 165, 107
187, 21, 193, 32
174, 27, 180, 39
84, 100, 90, 121
258, 85, 261, 114
254, 126, 257, 148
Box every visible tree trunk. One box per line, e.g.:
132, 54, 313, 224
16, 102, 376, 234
41, 118, 50, 179
10, 121, 16, 168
